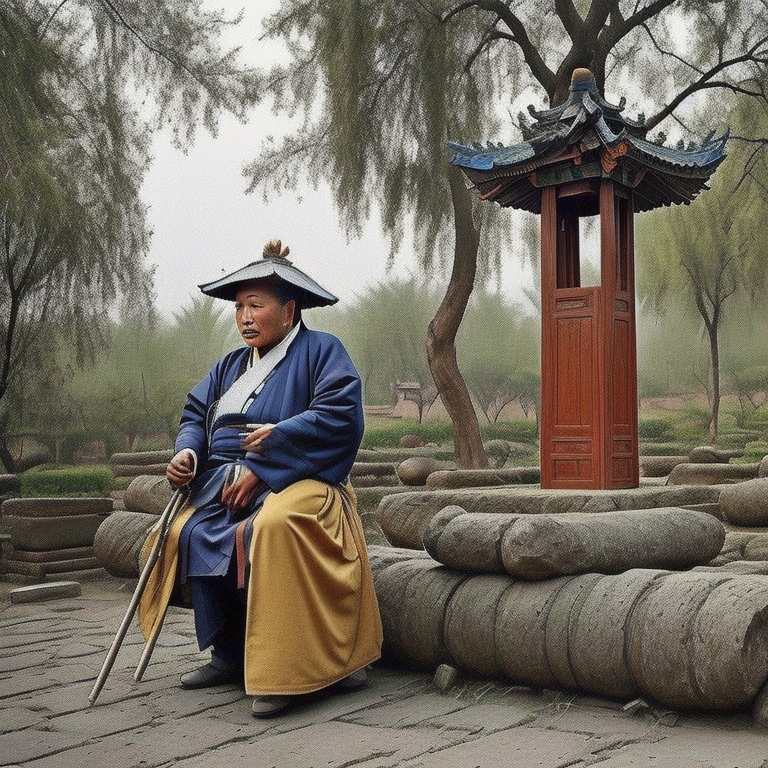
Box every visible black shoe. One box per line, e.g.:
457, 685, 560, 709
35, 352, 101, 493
330, 668, 368, 693
180, 663, 240, 689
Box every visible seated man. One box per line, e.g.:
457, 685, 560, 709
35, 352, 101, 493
139, 240, 382, 718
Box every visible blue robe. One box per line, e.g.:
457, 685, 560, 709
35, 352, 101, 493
174, 323, 364, 583
139, 323, 382, 694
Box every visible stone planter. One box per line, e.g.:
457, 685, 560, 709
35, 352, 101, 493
1, 497, 112, 580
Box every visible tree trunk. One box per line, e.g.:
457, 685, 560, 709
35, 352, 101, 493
707, 313, 721, 443
427, 167, 488, 468
0, 438, 15, 473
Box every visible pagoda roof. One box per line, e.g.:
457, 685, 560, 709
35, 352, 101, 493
447, 69, 728, 214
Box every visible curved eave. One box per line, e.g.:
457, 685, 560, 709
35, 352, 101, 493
450, 132, 727, 213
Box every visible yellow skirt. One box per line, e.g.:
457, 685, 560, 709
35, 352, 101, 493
138, 478, 382, 695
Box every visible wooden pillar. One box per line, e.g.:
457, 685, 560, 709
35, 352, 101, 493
540, 180, 639, 489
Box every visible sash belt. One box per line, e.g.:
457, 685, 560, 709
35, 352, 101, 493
235, 517, 249, 589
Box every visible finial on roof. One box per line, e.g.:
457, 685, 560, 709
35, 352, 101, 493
570, 68, 596, 91
263, 239, 291, 262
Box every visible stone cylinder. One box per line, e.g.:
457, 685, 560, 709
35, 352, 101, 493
422, 507, 518, 572
444, 574, 513, 678
568, 569, 667, 698
372, 557, 468, 669
543, 573, 603, 690
500, 507, 725, 580
94, 510, 158, 578
625, 571, 768, 710
494, 577, 576, 688
719, 478, 768, 527
124, 475, 174, 515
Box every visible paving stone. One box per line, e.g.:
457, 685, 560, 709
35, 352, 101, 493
344, 691, 469, 727
48, 703, 156, 738
0, 729, 89, 764
425, 700, 539, 733
0, 650, 50, 672
22, 716, 256, 768
592, 725, 768, 767
0, 670, 59, 699
0, 705, 45, 733
394, 724, 613, 767
6, 567, 768, 768
173, 721, 463, 768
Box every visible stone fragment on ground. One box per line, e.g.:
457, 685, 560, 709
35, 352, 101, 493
9, 580, 81, 603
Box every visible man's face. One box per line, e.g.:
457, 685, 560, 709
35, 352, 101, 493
234, 282, 295, 353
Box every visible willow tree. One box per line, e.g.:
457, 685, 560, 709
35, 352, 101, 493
637, 99, 768, 440
0, 1, 259, 470
248, 0, 768, 467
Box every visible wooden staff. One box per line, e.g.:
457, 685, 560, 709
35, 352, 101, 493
88, 487, 187, 705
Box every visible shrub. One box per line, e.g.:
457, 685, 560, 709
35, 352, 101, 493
21, 466, 115, 497
360, 417, 539, 450
733, 440, 768, 464
639, 417, 675, 441
361, 419, 455, 449
639, 442, 691, 457
481, 421, 539, 444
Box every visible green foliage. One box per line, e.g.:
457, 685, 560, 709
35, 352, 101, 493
736, 440, 768, 463
670, 405, 713, 445
309, 279, 440, 405
361, 419, 455, 449
639, 443, 691, 457
457, 291, 540, 423
731, 365, 768, 414
639, 418, 675, 441
636, 98, 768, 439
64, 299, 239, 452
21, 466, 114, 497
733, 406, 768, 437
0, 1, 259, 471
482, 421, 539, 445
361, 417, 538, 449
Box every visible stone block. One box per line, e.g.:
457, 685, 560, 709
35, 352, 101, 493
7, 513, 107, 551
426, 467, 540, 488
397, 457, 445, 486
2, 497, 112, 518
689, 445, 744, 463
3, 556, 101, 578
639, 455, 687, 477
93, 510, 159, 578
9, 581, 81, 603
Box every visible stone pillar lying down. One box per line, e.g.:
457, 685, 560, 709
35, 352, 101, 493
422, 506, 726, 579
368, 545, 768, 711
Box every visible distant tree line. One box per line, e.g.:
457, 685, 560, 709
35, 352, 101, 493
3, 270, 768, 471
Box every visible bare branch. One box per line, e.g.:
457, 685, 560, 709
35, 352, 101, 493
443, 0, 557, 97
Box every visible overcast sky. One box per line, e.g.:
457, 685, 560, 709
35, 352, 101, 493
141, 2, 427, 318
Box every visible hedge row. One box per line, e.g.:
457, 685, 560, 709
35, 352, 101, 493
20, 466, 115, 497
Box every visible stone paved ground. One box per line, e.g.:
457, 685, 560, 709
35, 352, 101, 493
2, 574, 768, 768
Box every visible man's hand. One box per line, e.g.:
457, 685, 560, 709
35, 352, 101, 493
221, 466, 260, 512
166, 449, 195, 488
240, 423, 274, 454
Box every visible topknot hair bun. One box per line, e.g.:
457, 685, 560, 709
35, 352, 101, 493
263, 239, 290, 260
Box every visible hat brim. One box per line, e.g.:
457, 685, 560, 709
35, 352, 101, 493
199, 258, 338, 308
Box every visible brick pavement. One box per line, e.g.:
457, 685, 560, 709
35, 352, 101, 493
2, 575, 768, 768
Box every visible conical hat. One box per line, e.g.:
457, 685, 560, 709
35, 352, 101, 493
199, 245, 338, 308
